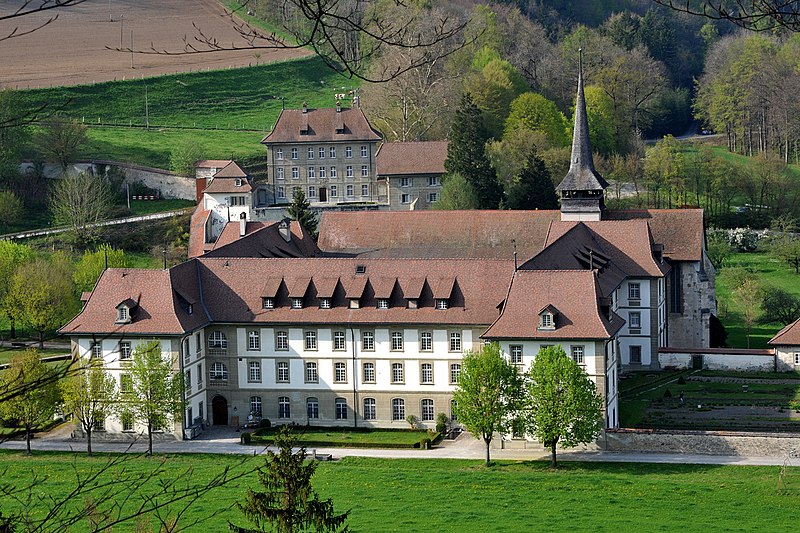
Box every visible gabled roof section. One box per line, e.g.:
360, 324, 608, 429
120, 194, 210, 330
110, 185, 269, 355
430, 277, 456, 299
604, 209, 705, 262
341, 275, 368, 300
188, 207, 212, 259
261, 108, 382, 144
401, 277, 425, 300
288, 277, 311, 298
483, 270, 622, 340
556, 52, 608, 193
261, 277, 283, 298
769, 317, 800, 346
205, 220, 321, 259
196, 159, 233, 169
203, 176, 253, 194
376, 141, 448, 176
314, 277, 339, 299
371, 277, 397, 300
212, 161, 248, 178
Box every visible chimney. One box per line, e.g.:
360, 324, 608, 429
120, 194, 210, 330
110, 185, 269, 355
278, 218, 292, 243
239, 212, 247, 237
336, 101, 341, 113
302, 102, 308, 114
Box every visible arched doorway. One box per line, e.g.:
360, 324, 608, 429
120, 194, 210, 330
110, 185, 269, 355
212, 395, 228, 426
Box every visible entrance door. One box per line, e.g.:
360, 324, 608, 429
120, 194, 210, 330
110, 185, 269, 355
319, 187, 327, 202
212, 395, 228, 426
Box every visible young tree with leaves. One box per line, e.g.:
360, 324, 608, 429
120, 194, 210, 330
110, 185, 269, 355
760, 287, 800, 326
0, 349, 60, 455
433, 172, 479, 210
445, 94, 503, 209
128, 340, 183, 455
523, 346, 603, 468
505, 149, 559, 210
287, 188, 318, 240
50, 171, 114, 245
37, 118, 87, 170
230, 425, 349, 533
0, 240, 32, 339
61, 359, 117, 455
72, 244, 128, 294
452, 343, 523, 467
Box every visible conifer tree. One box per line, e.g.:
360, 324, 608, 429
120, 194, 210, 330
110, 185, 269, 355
445, 94, 503, 209
505, 149, 559, 210
287, 188, 319, 241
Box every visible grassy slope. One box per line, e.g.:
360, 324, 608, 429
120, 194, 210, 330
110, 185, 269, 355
717, 252, 800, 348
17, 56, 359, 168
0, 453, 795, 532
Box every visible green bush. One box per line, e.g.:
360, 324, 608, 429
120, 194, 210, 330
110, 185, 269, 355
241, 432, 252, 444
436, 412, 448, 434
663, 388, 673, 398
259, 418, 271, 429
677, 375, 686, 385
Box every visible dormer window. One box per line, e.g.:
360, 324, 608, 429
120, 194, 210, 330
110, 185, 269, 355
539, 312, 555, 330
436, 299, 449, 310
235, 178, 242, 187
262, 297, 274, 310
349, 299, 360, 309
115, 304, 131, 324
407, 299, 418, 309
291, 298, 303, 309
355, 265, 366, 275
320, 298, 331, 309
187, 304, 193, 315
377, 299, 389, 310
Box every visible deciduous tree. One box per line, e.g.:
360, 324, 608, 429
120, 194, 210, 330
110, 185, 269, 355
50, 171, 114, 245
73, 244, 128, 294
0, 349, 60, 455
432, 172, 478, 211
760, 287, 800, 326
230, 425, 349, 533
0, 240, 31, 339
37, 118, 87, 170
452, 343, 522, 466
61, 359, 117, 455
504, 92, 570, 149
523, 346, 603, 468
128, 340, 183, 456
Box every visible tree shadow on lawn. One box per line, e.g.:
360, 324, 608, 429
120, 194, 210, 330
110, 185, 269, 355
483, 460, 728, 476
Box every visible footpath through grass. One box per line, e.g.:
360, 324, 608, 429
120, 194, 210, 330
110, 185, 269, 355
0, 452, 796, 532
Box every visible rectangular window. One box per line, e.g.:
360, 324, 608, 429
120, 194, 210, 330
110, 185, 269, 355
333, 331, 346, 351
291, 298, 303, 309
277, 167, 284, 180
401, 177, 411, 187
629, 311, 641, 329
185, 370, 191, 392
428, 176, 440, 186
308, 186, 316, 198
278, 397, 290, 419
361, 184, 369, 196
248, 330, 260, 351
195, 332, 201, 354
392, 398, 405, 420
428, 192, 439, 203
377, 298, 389, 310
346, 165, 353, 178
437, 299, 449, 310
449, 332, 461, 352
346, 184, 354, 196
450, 363, 461, 384
275, 331, 289, 351
362, 331, 375, 351
197, 363, 203, 387
420, 331, 432, 351
307, 167, 315, 179
276, 148, 283, 160
305, 361, 318, 383
122, 412, 134, 431
262, 297, 274, 309
510, 345, 523, 364
392, 363, 404, 383
630, 345, 642, 364
334, 362, 347, 383
119, 341, 131, 360
346, 146, 353, 158
363, 362, 376, 383
391, 331, 403, 351
335, 398, 347, 420
305, 330, 317, 350
361, 165, 369, 177
277, 186, 286, 199
572, 346, 585, 365
319, 167, 326, 179
250, 396, 262, 416
248, 361, 261, 382
120, 373, 133, 394
795, 353, 800, 365
360, 146, 368, 157
330, 185, 338, 197
291, 167, 299, 179
363, 398, 376, 420
308, 147, 314, 159
291, 148, 298, 160
629, 282, 641, 300
421, 399, 434, 421
319, 147, 325, 159
420, 363, 433, 384
320, 298, 331, 309
401, 194, 410, 204
329, 147, 336, 158
276, 361, 290, 383
307, 397, 319, 419
91, 342, 102, 359
330, 167, 337, 179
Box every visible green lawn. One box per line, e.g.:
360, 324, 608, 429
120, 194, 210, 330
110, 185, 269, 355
127, 199, 194, 216
0, 346, 69, 365
0, 452, 796, 532
716, 251, 800, 348
17, 56, 359, 168
248, 427, 436, 448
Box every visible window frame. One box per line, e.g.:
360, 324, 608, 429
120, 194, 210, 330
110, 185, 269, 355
450, 363, 461, 384
307, 397, 319, 419
334, 361, 347, 383
363, 397, 376, 420
248, 330, 260, 351
421, 399, 434, 422
278, 396, 290, 419
291, 147, 298, 160
391, 331, 404, 351
210, 362, 228, 381
362, 361, 376, 383
119, 341, 132, 360
391, 362, 404, 384
335, 398, 347, 420
305, 361, 319, 383
262, 297, 274, 309
362, 331, 375, 351
333, 330, 346, 350
419, 331, 432, 352
392, 398, 405, 421
449, 332, 462, 352
630, 345, 642, 364
571, 345, 585, 365
304, 330, 317, 351
629, 282, 641, 300
91, 342, 102, 359
420, 362, 433, 384
248, 361, 262, 383
510, 344, 523, 365
276, 360, 290, 383
250, 396, 262, 417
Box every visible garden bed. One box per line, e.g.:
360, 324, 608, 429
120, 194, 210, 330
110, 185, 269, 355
241, 426, 441, 449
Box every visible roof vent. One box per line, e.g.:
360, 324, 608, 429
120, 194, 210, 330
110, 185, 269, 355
355, 265, 366, 275
302, 102, 308, 114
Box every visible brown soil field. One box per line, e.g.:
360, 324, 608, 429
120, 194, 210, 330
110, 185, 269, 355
0, 0, 310, 88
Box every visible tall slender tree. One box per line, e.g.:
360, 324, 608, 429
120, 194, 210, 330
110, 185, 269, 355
287, 188, 318, 241
61, 359, 117, 455
505, 149, 559, 210
445, 94, 503, 209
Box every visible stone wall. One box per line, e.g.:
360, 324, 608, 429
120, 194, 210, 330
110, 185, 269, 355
604, 428, 800, 456
659, 348, 774, 371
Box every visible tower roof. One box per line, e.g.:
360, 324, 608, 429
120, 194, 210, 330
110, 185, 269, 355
556, 51, 608, 193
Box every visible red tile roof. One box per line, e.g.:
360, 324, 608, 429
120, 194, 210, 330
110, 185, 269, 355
188, 207, 211, 259
376, 141, 448, 176
769, 317, 800, 346
318, 210, 560, 259
212, 161, 248, 178
196, 159, 233, 169
483, 270, 623, 340
262, 107, 381, 144
195, 257, 515, 326
605, 209, 705, 262
205, 220, 321, 259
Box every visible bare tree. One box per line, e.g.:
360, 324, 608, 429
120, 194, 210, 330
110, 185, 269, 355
654, 1, 800, 32
0, 1, 87, 44
111, 0, 473, 82
50, 171, 114, 244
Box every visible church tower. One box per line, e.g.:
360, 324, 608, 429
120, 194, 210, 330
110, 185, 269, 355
556, 50, 608, 221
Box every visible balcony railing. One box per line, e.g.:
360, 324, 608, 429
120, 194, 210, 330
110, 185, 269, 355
207, 347, 227, 357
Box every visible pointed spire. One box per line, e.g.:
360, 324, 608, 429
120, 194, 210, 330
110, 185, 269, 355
556, 49, 608, 193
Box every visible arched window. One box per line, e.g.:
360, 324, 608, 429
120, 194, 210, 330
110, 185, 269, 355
392, 398, 405, 421
421, 399, 434, 421
363, 398, 376, 420
210, 362, 228, 380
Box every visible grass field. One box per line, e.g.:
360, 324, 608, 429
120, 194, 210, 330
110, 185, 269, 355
0, 452, 796, 532
0, 346, 69, 365
716, 252, 800, 348
248, 427, 436, 448
17, 56, 359, 168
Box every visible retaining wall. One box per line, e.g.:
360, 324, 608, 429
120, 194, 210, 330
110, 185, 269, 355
659, 348, 774, 371
605, 428, 800, 456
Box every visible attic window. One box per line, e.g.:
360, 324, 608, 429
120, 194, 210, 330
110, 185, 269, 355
262, 297, 274, 310
377, 298, 389, 310
349, 299, 360, 309
355, 265, 366, 275
291, 298, 303, 309
407, 299, 418, 309
539, 312, 555, 330
235, 178, 242, 187
435, 299, 449, 310
187, 304, 193, 315
116, 306, 130, 324
320, 298, 331, 309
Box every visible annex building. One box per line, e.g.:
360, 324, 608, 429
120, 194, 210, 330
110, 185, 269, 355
59, 68, 716, 440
